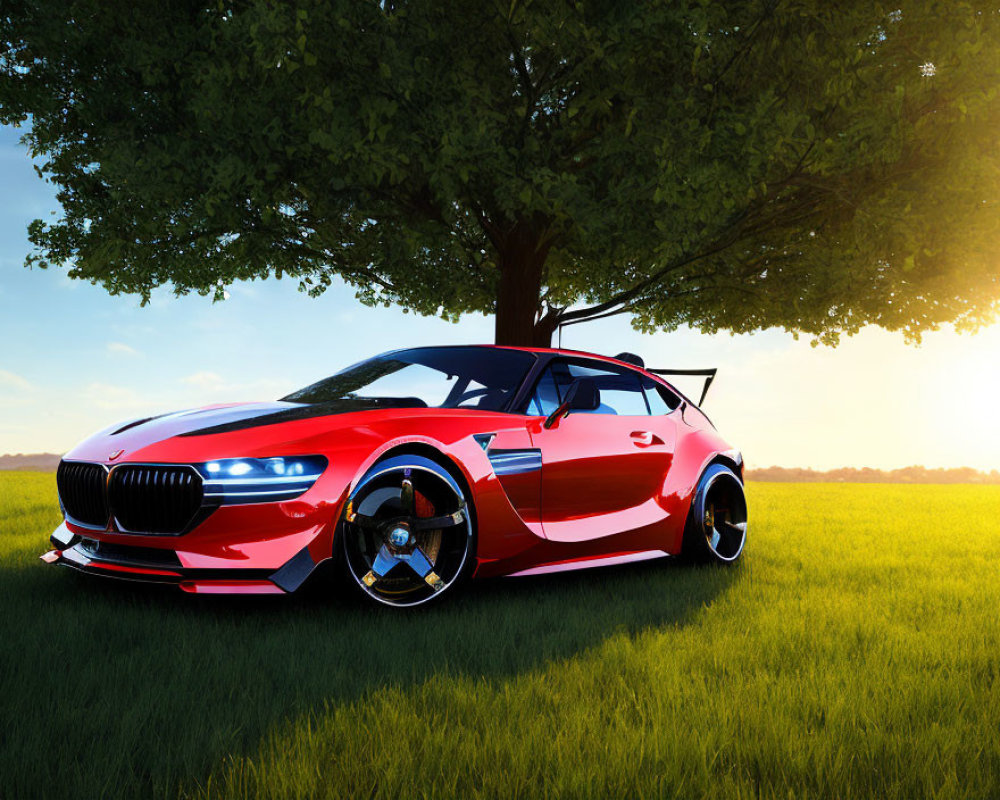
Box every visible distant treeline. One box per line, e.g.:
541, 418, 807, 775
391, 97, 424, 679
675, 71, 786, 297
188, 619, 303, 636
0, 453, 61, 471
748, 466, 1000, 484
1, 454, 997, 484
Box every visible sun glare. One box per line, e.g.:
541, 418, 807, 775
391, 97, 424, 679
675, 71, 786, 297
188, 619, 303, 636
701, 320, 1000, 472
943, 326, 1000, 396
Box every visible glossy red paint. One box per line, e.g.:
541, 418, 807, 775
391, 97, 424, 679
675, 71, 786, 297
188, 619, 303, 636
45, 346, 742, 594
507, 548, 671, 577
88, 562, 182, 578
528, 412, 676, 542
179, 580, 285, 595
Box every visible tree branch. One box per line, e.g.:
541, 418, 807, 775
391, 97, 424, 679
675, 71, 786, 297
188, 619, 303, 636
554, 215, 750, 326
282, 239, 400, 295
560, 283, 761, 327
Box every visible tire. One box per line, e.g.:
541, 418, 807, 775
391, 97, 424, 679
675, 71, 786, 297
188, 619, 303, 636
681, 463, 748, 565
337, 454, 475, 608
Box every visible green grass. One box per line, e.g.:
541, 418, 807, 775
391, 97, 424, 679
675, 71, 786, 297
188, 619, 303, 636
2, 473, 1000, 799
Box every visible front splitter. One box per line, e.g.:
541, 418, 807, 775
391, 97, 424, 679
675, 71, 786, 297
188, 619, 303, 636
42, 524, 323, 595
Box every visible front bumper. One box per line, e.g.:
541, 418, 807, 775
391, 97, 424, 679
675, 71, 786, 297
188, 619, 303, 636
42, 523, 323, 594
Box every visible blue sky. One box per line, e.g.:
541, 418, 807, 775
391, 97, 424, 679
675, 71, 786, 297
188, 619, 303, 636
2, 123, 998, 469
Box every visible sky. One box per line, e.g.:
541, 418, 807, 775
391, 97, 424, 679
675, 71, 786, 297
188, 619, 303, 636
1, 124, 998, 470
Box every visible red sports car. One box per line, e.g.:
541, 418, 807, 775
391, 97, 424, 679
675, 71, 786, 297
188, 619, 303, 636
43, 346, 747, 607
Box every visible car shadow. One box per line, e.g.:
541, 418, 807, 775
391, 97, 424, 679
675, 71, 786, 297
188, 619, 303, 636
1, 554, 740, 799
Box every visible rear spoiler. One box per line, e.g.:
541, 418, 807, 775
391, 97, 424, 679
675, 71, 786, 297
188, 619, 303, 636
648, 368, 717, 406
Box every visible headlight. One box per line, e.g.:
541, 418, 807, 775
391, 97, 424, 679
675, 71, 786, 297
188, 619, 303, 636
196, 456, 327, 504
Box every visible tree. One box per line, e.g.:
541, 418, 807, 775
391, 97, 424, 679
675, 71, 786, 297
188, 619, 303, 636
2, 1, 998, 346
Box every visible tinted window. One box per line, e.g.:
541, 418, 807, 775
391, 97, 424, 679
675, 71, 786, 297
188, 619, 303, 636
283, 347, 535, 411
527, 359, 650, 416
642, 376, 681, 414
527, 367, 562, 416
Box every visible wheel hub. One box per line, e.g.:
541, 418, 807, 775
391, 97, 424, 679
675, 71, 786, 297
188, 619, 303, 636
387, 522, 413, 550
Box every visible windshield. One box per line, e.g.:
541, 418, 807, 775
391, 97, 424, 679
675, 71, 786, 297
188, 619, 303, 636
282, 347, 536, 411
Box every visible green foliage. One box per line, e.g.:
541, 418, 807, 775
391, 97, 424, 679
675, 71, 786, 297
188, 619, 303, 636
4, 475, 1000, 798
2, 1, 998, 343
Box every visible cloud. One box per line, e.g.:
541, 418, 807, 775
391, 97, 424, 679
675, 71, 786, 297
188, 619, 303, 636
180, 371, 291, 399
106, 341, 140, 357
82, 382, 149, 411
0, 369, 33, 391
181, 371, 225, 391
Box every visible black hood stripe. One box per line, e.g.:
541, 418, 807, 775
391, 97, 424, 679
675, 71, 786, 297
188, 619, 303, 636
177, 397, 428, 437
111, 414, 167, 436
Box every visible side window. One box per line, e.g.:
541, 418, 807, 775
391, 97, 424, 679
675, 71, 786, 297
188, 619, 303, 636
527, 367, 563, 416
642, 376, 681, 414
571, 363, 647, 415
527, 359, 651, 416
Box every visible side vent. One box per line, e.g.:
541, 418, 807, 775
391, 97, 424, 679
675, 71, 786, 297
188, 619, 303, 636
487, 449, 542, 476
473, 433, 496, 452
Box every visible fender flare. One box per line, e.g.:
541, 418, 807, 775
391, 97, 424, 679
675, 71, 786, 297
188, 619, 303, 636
348, 453, 466, 505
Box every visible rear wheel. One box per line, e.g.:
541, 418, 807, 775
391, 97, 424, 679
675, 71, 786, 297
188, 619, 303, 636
682, 463, 748, 565
339, 454, 474, 608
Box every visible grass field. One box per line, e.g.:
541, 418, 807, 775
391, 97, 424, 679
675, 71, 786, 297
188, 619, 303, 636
2, 472, 999, 799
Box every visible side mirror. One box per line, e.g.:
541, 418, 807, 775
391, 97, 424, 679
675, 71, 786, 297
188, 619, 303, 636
543, 378, 600, 429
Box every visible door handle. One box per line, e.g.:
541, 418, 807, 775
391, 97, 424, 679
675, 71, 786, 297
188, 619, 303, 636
630, 430, 662, 446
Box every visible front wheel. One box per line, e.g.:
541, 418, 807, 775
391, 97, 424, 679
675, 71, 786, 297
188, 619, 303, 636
681, 463, 748, 565
339, 454, 475, 608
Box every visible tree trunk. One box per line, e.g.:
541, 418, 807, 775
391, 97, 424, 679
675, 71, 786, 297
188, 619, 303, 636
493, 224, 555, 347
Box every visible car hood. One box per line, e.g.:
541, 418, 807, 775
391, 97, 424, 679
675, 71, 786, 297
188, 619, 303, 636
63, 398, 450, 465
